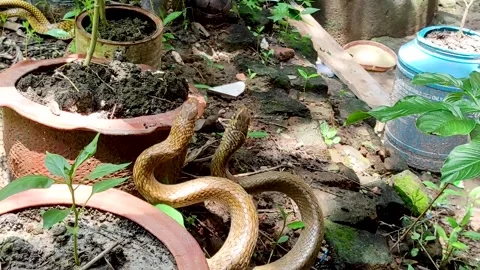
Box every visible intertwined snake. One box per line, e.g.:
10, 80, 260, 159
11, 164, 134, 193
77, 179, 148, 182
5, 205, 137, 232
0, 0, 74, 39
133, 98, 325, 270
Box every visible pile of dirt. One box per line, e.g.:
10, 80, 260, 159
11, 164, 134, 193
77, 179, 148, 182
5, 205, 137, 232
425, 30, 480, 53
16, 60, 189, 118
94, 17, 156, 42
0, 207, 177, 269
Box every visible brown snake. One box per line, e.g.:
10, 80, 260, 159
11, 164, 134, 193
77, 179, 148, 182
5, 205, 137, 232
133, 98, 324, 270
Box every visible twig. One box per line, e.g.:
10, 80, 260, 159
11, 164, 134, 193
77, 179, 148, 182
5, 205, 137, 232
181, 171, 200, 178
184, 139, 217, 167
86, 66, 115, 91
390, 183, 450, 251
235, 165, 291, 177
104, 257, 115, 270
80, 241, 121, 270
149, 95, 174, 104
193, 66, 206, 82
258, 230, 289, 253
418, 238, 440, 270
109, 104, 117, 119
257, 119, 289, 129
191, 155, 214, 163
54, 71, 80, 92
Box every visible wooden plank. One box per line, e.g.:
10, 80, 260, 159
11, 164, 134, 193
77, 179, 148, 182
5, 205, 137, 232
288, 3, 391, 108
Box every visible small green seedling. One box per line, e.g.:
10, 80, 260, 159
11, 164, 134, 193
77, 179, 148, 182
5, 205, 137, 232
0, 14, 7, 35
247, 68, 257, 80
298, 68, 319, 93
0, 133, 130, 267
319, 121, 341, 146
267, 207, 305, 263
160, 10, 183, 51
22, 21, 43, 57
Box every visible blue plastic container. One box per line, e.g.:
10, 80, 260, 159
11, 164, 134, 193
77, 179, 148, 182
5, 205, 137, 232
385, 25, 480, 172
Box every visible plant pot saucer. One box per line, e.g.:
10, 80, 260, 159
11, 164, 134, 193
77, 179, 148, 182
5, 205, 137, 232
0, 184, 209, 270
0, 54, 206, 135
343, 40, 398, 72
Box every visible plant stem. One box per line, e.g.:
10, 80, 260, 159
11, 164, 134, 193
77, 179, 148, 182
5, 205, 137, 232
98, 0, 107, 26
83, 0, 100, 66
390, 183, 450, 251
67, 182, 80, 266
457, 0, 475, 39
267, 216, 287, 263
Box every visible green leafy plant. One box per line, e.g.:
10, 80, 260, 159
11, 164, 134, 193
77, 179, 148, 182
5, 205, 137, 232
297, 68, 319, 93
267, 207, 305, 263
319, 121, 341, 146
160, 10, 184, 51
260, 48, 274, 65
22, 21, 43, 57
247, 68, 257, 80
346, 71, 480, 267
0, 14, 7, 35
0, 133, 129, 267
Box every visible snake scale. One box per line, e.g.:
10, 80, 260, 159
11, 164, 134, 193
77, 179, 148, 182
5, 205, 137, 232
133, 98, 325, 270
0, 0, 74, 39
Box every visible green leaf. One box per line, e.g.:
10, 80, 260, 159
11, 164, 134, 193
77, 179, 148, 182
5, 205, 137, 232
301, 7, 320, 15
332, 136, 341, 144
410, 247, 419, 257
446, 217, 459, 228
441, 142, 480, 184
277, 235, 289, 244
287, 221, 305, 230
451, 241, 469, 250
163, 11, 183, 26
268, 3, 291, 22
63, 9, 80, 19
407, 265, 415, 270
424, 235, 436, 241
194, 84, 212, 89
346, 96, 451, 125
91, 178, 129, 194
411, 232, 420, 240
463, 231, 480, 240
154, 204, 185, 227
423, 181, 439, 190
45, 28, 71, 39
412, 72, 464, 88
469, 186, 480, 199
71, 133, 100, 174
435, 224, 448, 241
297, 69, 308, 79
0, 175, 54, 201
163, 32, 175, 39
470, 125, 480, 142
460, 207, 472, 227
87, 163, 131, 180
248, 131, 269, 138
469, 71, 480, 95
44, 152, 71, 180
415, 110, 476, 137
43, 208, 70, 229
325, 130, 337, 138
443, 92, 466, 103
66, 224, 79, 235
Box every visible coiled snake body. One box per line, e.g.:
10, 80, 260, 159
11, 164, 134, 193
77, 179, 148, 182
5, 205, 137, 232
0, 0, 74, 39
133, 98, 325, 270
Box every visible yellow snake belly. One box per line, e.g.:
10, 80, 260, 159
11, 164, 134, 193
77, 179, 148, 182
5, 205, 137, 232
0, 0, 74, 39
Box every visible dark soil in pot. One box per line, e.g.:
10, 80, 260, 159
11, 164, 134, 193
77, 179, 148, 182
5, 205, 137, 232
16, 60, 188, 119
425, 30, 480, 53
0, 206, 177, 270
83, 10, 156, 42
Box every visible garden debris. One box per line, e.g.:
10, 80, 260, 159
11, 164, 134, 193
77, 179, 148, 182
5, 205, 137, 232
207, 81, 246, 98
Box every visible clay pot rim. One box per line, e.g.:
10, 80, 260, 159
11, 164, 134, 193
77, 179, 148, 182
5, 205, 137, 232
0, 54, 206, 135
0, 184, 209, 270
343, 40, 398, 72
75, 5, 164, 45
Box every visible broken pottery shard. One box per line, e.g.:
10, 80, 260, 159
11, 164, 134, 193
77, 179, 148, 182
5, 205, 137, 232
208, 81, 245, 97
316, 59, 335, 78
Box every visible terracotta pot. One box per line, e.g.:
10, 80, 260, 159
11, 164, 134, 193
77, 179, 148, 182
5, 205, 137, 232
0, 184, 210, 270
74, 5, 164, 68
0, 54, 206, 194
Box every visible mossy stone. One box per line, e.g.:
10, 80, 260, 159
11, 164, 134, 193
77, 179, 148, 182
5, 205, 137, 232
279, 31, 317, 63
325, 221, 393, 268
391, 170, 430, 216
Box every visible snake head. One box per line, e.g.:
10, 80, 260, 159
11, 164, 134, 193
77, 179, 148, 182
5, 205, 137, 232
228, 105, 251, 136
178, 98, 199, 122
